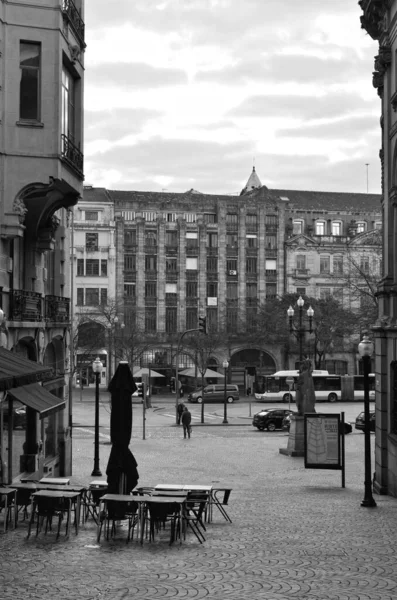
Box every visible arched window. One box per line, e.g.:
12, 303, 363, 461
315, 220, 326, 235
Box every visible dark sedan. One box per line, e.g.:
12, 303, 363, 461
253, 408, 293, 432
355, 410, 375, 432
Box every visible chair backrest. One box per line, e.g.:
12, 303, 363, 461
186, 491, 210, 516
90, 487, 108, 505
213, 488, 231, 505
147, 501, 179, 522
107, 499, 138, 520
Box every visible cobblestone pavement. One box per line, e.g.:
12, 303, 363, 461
1, 402, 396, 600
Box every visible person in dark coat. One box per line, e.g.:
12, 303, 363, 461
181, 406, 192, 439
177, 402, 185, 425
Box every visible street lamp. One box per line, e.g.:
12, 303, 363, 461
358, 334, 376, 508
91, 357, 103, 477
287, 296, 314, 363
222, 360, 229, 424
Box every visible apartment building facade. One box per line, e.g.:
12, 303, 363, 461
360, 0, 397, 497
0, 0, 85, 482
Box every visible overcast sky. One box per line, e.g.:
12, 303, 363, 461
84, 0, 381, 196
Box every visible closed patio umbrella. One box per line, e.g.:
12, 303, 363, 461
106, 361, 139, 495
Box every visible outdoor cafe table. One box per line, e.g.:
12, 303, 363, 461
0, 487, 17, 532
39, 477, 70, 485
28, 490, 81, 537
11, 482, 87, 523
154, 484, 213, 522
98, 494, 187, 544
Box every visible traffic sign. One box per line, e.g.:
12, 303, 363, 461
286, 377, 295, 386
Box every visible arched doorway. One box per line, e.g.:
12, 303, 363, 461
230, 349, 276, 393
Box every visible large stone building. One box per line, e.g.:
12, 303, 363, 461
75, 172, 381, 388
360, 0, 397, 497
0, 1, 85, 482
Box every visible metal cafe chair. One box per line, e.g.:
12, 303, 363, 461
28, 495, 65, 539
145, 500, 182, 545
183, 491, 209, 544
85, 485, 108, 524
211, 487, 232, 523
97, 497, 139, 543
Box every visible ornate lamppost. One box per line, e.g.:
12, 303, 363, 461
287, 296, 314, 363
222, 360, 229, 424
91, 357, 103, 477
358, 334, 376, 508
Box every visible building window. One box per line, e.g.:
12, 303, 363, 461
246, 257, 257, 273
77, 259, 84, 276
325, 360, 348, 375
186, 257, 198, 270
320, 256, 330, 274
207, 282, 218, 297
265, 259, 276, 272
100, 289, 107, 306
331, 221, 342, 236
185, 213, 197, 223
77, 288, 84, 305
319, 288, 331, 299
296, 287, 306, 295
145, 255, 157, 271
226, 308, 238, 331
186, 232, 198, 247
122, 211, 135, 221
226, 213, 238, 226
165, 308, 177, 333
266, 283, 277, 298
166, 282, 177, 295
86, 259, 100, 275
145, 282, 157, 297
145, 308, 157, 332
124, 283, 135, 297
145, 231, 157, 246
186, 282, 198, 298
227, 259, 237, 274
165, 213, 176, 222
207, 308, 218, 332
315, 221, 326, 235
247, 307, 257, 331
207, 232, 218, 247
227, 283, 238, 299
360, 257, 370, 274
166, 230, 178, 246
85, 211, 98, 221
333, 256, 343, 274
292, 220, 303, 234
207, 257, 218, 272
266, 235, 277, 249
124, 255, 136, 270
142, 212, 157, 221
85, 233, 98, 251
246, 214, 257, 227
246, 283, 257, 298
246, 235, 257, 248
124, 230, 137, 245
204, 213, 217, 224
62, 66, 76, 141
226, 233, 238, 248
296, 255, 306, 270
86, 288, 99, 305
374, 221, 382, 230
20, 41, 41, 121
186, 308, 198, 330
266, 215, 277, 226
166, 258, 177, 272
356, 221, 367, 233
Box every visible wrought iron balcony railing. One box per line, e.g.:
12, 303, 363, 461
10, 290, 43, 321
62, 0, 85, 45
61, 134, 84, 179
45, 295, 70, 323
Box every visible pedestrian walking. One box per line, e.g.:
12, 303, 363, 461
181, 406, 192, 439
177, 401, 185, 425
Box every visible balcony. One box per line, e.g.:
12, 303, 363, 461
45, 295, 70, 323
145, 298, 157, 306
62, 0, 85, 46
186, 297, 198, 306
226, 247, 238, 257
61, 134, 84, 179
246, 247, 257, 256
186, 271, 198, 280
293, 268, 310, 278
165, 294, 178, 306
265, 248, 277, 257
206, 247, 218, 255
165, 245, 178, 254
165, 272, 178, 282
10, 290, 43, 321
312, 235, 350, 244
265, 270, 277, 281
144, 245, 158, 254
186, 246, 199, 256
145, 271, 157, 280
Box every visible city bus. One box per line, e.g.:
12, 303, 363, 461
255, 371, 375, 403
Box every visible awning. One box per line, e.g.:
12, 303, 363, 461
8, 383, 65, 419
0, 347, 52, 391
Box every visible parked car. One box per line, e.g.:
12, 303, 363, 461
253, 408, 293, 431
282, 413, 353, 434
355, 410, 375, 432
188, 384, 240, 404
1, 400, 26, 429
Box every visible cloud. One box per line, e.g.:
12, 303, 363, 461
86, 62, 187, 89
278, 115, 379, 140
84, 108, 163, 143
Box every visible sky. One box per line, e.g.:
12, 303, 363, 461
84, 0, 381, 196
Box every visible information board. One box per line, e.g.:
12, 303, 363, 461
304, 413, 342, 470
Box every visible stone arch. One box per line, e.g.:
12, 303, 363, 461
13, 336, 38, 361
